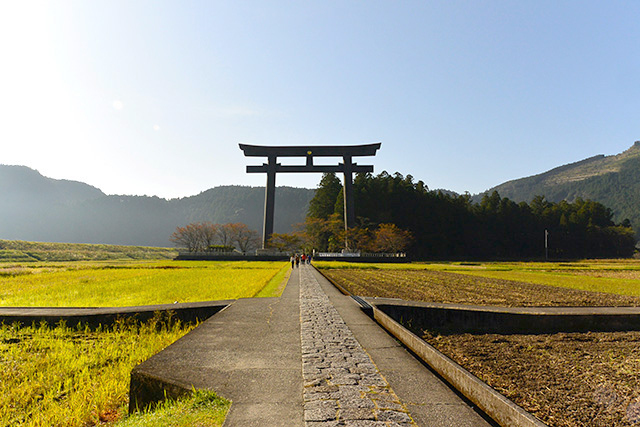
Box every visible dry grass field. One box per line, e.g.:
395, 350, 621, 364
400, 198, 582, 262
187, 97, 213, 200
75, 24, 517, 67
0, 259, 290, 426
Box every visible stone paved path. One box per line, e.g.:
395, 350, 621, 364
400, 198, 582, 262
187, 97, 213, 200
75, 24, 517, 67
299, 265, 416, 426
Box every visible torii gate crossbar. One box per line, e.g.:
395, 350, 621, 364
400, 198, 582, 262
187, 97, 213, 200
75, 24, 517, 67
239, 143, 381, 249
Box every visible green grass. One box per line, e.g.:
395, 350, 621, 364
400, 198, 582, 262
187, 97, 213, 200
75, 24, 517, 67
0, 240, 177, 262
115, 390, 230, 427
0, 314, 197, 427
0, 261, 290, 307
254, 263, 291, 297
314, 260, 640, 297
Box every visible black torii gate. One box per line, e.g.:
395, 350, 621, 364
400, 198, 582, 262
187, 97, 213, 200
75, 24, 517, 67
239, 143, 381, 249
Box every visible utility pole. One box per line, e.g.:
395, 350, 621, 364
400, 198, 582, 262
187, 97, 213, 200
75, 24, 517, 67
545, 229, 549, 260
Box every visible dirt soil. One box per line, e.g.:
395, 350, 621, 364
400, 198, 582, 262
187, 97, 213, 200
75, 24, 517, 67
321, 269, 640, 306
423, 331, 640, 427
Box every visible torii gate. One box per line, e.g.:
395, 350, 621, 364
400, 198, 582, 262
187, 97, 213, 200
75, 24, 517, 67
239, 143, 381, 249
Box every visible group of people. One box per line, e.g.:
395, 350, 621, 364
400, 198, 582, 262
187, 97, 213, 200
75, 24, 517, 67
290, 253, 312, 268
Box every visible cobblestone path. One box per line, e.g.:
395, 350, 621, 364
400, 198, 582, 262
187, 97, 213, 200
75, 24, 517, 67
299, 265, 416, 426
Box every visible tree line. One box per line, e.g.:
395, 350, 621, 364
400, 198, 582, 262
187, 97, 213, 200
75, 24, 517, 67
302, 172, 636, 259
170, 222, 260, 253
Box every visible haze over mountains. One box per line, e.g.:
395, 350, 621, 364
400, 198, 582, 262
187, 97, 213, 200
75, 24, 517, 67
0, 165, 314, 247
2, 142, 640, 247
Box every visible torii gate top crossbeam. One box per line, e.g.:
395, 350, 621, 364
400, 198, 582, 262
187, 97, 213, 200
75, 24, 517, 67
239, 143, 381, 157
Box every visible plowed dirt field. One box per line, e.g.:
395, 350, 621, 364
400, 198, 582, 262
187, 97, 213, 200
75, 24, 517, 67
424, 331, 640, 426
321, 268, 640, 306
319, 266, 640, 426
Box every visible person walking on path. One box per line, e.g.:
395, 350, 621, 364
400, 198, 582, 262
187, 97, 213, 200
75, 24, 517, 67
295, 255, 300, 268
291, 255, 295, 269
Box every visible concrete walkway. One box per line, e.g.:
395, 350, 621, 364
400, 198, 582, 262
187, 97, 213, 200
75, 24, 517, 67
300, 266, 415, 425
130, 264, 493, 426
131, 271, 303, 426
303, 266, 493, 427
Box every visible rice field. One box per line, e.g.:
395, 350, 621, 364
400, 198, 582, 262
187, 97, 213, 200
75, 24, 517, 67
0, 260, 289, 307
0, 260, 291, 426
115, 389, 230, 427
0, 314, 206, 427
0, 240, 177, 262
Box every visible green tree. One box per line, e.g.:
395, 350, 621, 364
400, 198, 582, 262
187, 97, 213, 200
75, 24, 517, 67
228, 223, 260, 253
338, 226, 374, 252
303, 213, 344, 252
307, 173, 342, 219
304, 171, 636, 259
269, 232, 305, 253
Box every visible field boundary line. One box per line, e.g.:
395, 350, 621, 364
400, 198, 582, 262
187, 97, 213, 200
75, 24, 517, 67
0, 300, 234, 327
314, 266, 351, 295
372, 306, 548, 427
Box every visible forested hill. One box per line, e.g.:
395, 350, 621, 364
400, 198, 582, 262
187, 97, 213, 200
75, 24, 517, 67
477, 142, 640, 235
304, 171, 635, 259
0, 165, 314, 247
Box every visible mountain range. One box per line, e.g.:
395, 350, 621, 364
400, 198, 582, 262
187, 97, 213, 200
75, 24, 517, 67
478, 141, 640, 235
0, 165, 314, 247
3, 142, 640, 247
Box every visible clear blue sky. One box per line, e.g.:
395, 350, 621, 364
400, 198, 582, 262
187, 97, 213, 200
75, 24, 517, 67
1, 1, 639, 199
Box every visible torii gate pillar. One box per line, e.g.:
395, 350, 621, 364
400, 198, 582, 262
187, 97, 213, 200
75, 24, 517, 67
263, 155, 277, 248
239, 143, 381, 249
342, 155, 356, 230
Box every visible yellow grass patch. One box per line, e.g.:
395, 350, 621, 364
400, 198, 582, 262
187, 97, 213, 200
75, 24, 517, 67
0, 261, 289, 307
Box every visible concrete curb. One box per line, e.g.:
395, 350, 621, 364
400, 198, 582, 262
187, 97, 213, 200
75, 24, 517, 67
126, 302, 240, 413
128, 368, 195, 413
0, 300, 233, 327
126, 300, 238, 413
372, 306, 547, 427
367, 298, 640, 335
127, 290, 305, 424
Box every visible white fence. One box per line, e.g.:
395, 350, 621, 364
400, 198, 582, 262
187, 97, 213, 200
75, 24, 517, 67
314, 252, 406, 258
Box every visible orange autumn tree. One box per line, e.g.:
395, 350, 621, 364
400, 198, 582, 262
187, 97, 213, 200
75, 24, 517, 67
372, 223, 413, 253
268, 232, 305, 253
